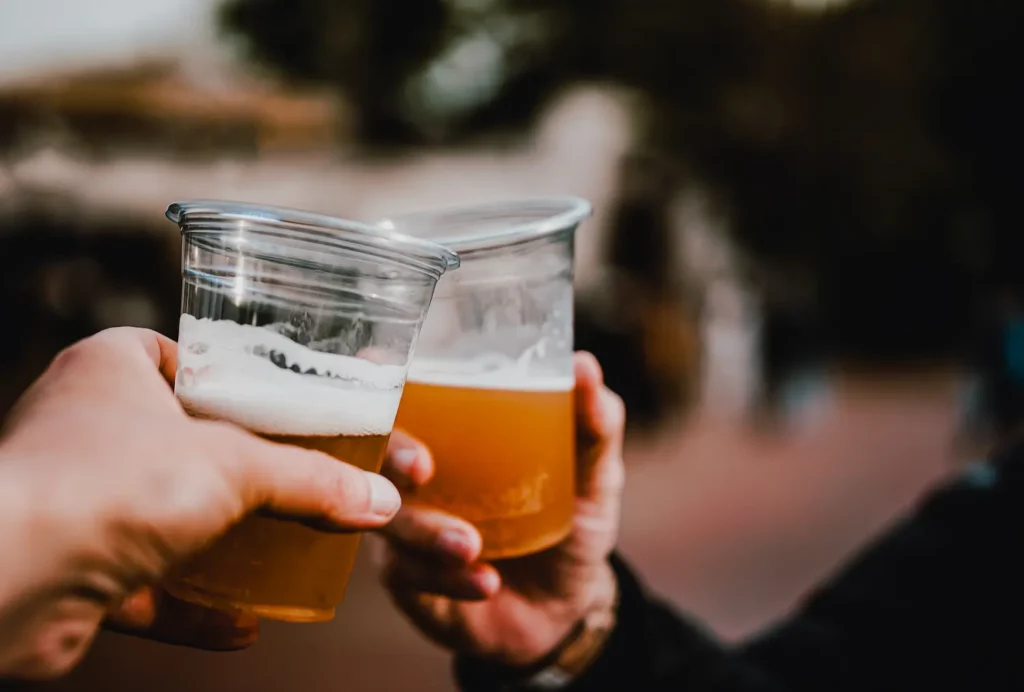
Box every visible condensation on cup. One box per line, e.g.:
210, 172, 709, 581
165, 200, 458, 623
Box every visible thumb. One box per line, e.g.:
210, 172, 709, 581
560, 353, 626, 563
573, 352, 627, 504
203, 422, 402, 531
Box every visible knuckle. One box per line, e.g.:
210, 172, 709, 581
50, 338, 93, 370
81, 327, 139, 353
51, 328, 151, 371
99, 326, 160, 342
602, 456, 627, 495
583, 449, 626, 499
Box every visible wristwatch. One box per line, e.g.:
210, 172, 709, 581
515, 584, 619, 691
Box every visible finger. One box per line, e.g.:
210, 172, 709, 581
141, 329, 179, 388
104, 588, 259, 651
380, 505, 482, 563
576, 387, 627, 503
85, 327, 179, 388
382, 429, 435, 488
207, 423, 402, 530
572, 352, 626, 510
382, 546, 500, 601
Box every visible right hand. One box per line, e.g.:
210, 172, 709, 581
0, 328, 401, 679
378, 353, 625, 669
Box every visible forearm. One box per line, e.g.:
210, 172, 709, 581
0, 454, 49, 676
0, 456, 36, 615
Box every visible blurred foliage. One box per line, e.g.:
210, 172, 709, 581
217, 0, 1024, 431
4, 0, 1010, 424
220, 0, 1024, 369
220, 0, 590, 146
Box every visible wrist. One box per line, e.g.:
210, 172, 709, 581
459, 561, 619, 691
555, 562, 617, 652
528, 563, 618, 686
553, 562, 617, 652
511, 562, 618, 668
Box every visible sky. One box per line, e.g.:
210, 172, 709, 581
0, 0, 221, 84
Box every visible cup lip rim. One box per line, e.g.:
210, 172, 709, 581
166, 200, 461, 275
374, 196, 593, 255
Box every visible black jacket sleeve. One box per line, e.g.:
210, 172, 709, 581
458, 454, 1024, 692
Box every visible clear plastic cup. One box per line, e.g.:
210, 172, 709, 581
164, 200, 458, 622
379, 197, 592, 560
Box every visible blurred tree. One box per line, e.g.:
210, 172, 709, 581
220, 0, 597, 147
221, 0, 446, 145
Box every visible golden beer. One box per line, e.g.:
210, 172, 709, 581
377, 197, 591, 561
168, 315, 403, 622
166, 431, 390, 623
395, 371, 575, 560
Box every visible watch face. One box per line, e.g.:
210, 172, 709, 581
524, 668, 574, 690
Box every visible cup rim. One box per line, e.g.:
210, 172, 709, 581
167, 200, 461, 277
374, 196, 593, 256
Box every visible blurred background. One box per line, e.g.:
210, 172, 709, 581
2, 0, 1022, 689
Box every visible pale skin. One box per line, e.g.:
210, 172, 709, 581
380, 352, 626, 667
0, 328, 402, 680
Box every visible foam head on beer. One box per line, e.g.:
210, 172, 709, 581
407, 353, 574, 391
176, 313, 404, 437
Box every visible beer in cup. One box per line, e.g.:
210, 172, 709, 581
164, 200, 458, 622
379, 198, 591, 560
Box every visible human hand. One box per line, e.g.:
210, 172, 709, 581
0, 328, 401, 679
379, 352, 625, 667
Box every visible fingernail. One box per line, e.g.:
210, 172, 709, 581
368, 474, 402, 517
122, 589, 154, 614
438, 529, 473, 558
473, 569, 501, 595
390, 448, 418, 474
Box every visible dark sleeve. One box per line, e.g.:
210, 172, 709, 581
458, 456, 1024, 692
